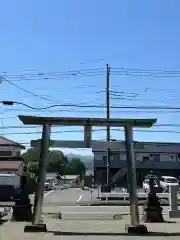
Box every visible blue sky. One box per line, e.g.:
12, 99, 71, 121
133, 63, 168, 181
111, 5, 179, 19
1, 1, 180, 155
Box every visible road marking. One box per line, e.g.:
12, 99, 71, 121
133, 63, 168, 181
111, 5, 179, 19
44, 190, 54, 197
77, 195, 83, 202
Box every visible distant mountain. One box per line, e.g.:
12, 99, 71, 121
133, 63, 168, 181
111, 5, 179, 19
65, 152, 94, 170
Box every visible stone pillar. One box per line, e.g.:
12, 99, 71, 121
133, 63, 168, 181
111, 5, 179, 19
169, 185, 180, 218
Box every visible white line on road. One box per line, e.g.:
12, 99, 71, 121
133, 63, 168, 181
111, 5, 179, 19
44, 190, 54, 197
77, 195, 83, 202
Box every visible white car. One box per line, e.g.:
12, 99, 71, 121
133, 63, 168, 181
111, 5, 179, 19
143, 178, 160, 193
160, 176, 179, 192
45, 178, 56, 190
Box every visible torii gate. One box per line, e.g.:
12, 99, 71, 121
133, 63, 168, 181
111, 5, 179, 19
18, 115, 156, 233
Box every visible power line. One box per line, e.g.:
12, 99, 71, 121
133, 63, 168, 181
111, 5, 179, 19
3, 101, 180, 110
3, 128, 180, 136
2, 123, 180, 129
39, 90, 104, 97
4, 66, 180, 80
3, 106, 180, 112
111, 67, 180, 74
1, 110, 180, 122
2, 109, 180, 113
1, 77, 56, 103
110, 96, 180, 104
1, 68, 105, 82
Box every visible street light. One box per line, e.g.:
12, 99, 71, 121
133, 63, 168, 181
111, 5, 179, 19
1, 101, 51, 110
1, 101, 41, 109
0, 101, 71, 111
2, 100, 180, 110
1, 101, 14, 105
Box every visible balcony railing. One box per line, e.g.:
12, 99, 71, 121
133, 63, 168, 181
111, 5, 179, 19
94, 159, 180, 169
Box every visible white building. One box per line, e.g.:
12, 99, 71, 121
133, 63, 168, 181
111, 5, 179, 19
0, 136, 25, 175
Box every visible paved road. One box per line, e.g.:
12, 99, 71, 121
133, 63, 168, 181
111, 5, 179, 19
2, 213, 180, 239
1, 187, 178, 211
41, 187, 178, 207
43, 187, 97, 205
39, 187, 178, 216
2, 187, 180, 239
42, 187, 148, 206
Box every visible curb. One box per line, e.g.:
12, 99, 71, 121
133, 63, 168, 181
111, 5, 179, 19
57, 212, 124, 220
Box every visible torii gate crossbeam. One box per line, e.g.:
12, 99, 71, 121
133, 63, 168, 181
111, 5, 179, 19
18, 115, 157, 232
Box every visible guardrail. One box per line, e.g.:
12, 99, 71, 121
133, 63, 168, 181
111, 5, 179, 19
99, 192, 170, 201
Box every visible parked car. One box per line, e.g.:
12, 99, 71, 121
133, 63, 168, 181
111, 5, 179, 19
160, 176, 179, 192
143, 173, 163, 193
143, 178, 163, 193
45, 178, 56, 190
0, 173, 21, 201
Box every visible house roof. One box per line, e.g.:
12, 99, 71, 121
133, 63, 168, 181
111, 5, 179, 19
0, 136, 25, 149
0, 156, 24, 161
0, 161, 24, 170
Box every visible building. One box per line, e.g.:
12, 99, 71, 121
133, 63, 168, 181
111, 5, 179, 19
0, 136, 25, 174
0, 136, 25, 157
93, 140, 180, 187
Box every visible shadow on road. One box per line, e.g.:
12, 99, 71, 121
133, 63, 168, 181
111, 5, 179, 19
0, 219, 8, 225
49, 230, 180, 236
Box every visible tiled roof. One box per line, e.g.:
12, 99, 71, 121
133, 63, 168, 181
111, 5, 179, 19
0, 161, 24, 170
0, 156, 24, 161
0, 136, 25, 149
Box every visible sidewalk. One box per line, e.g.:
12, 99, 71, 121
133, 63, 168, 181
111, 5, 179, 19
42, 205, 171, 215
1, 214, 180, 239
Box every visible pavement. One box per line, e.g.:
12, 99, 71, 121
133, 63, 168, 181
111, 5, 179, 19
41, 187, 179, 208
2, 187, 180, 239
33, 187, 180, 221
0, 186, 179, 214
1, 212, 180, 239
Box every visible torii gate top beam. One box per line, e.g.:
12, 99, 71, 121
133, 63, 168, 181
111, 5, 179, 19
18, 115, 157, 127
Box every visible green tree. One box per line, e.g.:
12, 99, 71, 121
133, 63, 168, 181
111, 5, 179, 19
26, 172, 37, 194
57, 156, 69, 176
27, 161, 39, 176
22, 148, 65, 174
47, 150, 64, 173
66, 158, 86, 178
22, 148, 40, 165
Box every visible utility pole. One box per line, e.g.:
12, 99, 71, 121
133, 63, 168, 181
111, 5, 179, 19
106, 64, 110, 185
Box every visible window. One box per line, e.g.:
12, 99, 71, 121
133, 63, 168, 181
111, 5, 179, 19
160, 177, 177, 183
0, 151, 12, 157
142, 156, 149, 163
144, 179, 149, 184
111, 152, 120, 161
103, 156, 107, 161
176, 154, 180, 161
150, 154, 160, 162
166, 178, 177, 183
16, 152, 21, 157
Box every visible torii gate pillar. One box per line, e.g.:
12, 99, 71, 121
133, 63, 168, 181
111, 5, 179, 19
19, 115, 156, 234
